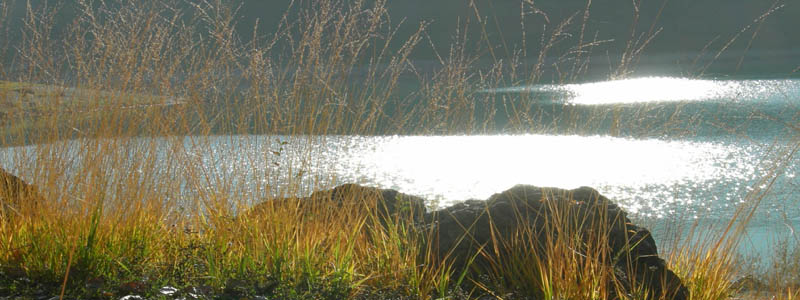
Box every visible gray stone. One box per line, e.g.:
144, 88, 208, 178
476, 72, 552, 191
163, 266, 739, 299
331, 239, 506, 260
159, 286, 179, 296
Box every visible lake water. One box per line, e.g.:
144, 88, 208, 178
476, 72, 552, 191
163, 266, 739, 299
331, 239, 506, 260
2, 76, 798, 263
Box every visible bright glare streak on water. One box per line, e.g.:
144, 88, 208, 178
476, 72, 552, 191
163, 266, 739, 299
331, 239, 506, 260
483, 76, 796, 105
337, 135, 759, 217
0, 134, 770, 220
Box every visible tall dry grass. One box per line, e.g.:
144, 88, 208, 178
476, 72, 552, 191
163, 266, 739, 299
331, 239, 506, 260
0, 0, 797, 299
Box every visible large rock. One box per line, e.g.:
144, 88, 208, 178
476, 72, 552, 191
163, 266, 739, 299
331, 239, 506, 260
0, 167, 40, 218
429, 185, 688, 300
320, 184, 427, 221
247, 184, 427, 224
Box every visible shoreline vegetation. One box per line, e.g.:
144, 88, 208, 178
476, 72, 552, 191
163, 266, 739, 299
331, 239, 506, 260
0, 0, 798, 299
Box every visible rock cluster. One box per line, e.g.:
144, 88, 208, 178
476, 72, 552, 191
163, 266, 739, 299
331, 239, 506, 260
255, 184, 689, 300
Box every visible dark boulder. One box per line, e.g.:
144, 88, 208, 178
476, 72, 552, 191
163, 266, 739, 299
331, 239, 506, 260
308, 184, 427, 223
428, 185, 688, 300
247, 184, 427, 224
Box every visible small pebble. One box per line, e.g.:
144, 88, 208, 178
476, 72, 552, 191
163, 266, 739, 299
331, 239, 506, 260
160, 286, 179, 296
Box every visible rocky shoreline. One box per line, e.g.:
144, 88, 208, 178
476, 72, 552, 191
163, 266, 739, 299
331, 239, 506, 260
251, 184, 689, 300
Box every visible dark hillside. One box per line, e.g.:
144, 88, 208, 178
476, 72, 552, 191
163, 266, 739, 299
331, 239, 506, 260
2, 0, 798, 77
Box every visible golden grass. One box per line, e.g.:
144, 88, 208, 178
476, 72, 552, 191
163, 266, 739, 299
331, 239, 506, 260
0, 0, 798, 298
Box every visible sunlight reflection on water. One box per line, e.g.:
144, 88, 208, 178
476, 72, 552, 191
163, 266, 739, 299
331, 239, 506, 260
484, 76, 799, 105
321, 135, 762, 218
1, 134, 771, 220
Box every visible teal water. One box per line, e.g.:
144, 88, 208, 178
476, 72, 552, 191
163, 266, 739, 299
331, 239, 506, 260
1, 76, 798, 264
